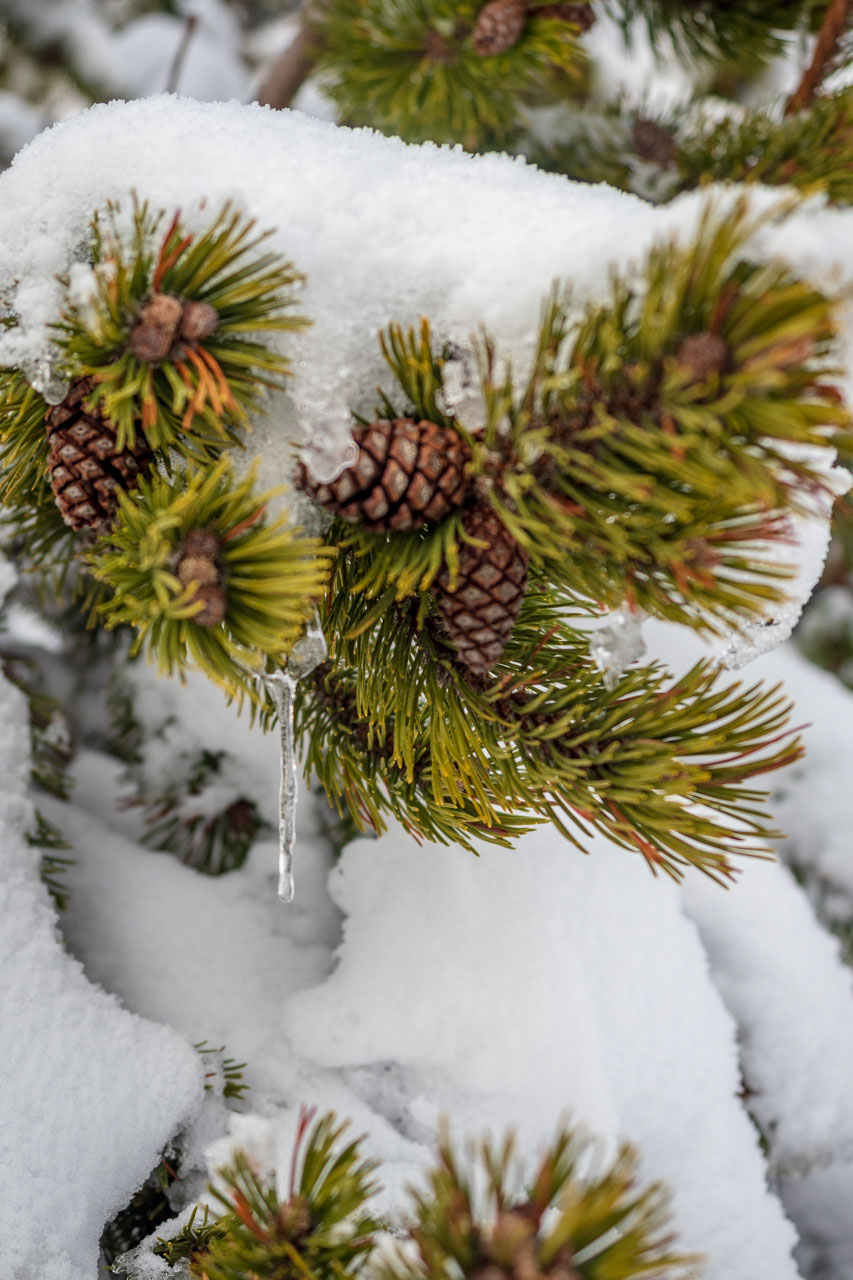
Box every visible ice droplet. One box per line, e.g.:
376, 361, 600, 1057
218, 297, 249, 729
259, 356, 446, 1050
258, 610, 327, 904
589, 607, 647, 691
22, 354, 68, 406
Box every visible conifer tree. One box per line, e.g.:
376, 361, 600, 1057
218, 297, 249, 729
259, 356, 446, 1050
2, 3, 853, 1277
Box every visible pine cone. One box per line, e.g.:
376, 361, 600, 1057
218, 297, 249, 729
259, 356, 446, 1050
675, 332, 729, 383
45, 377, 152, 532
472, 0, 527, 55
295, 419, 471, 533
434, 506, 528, 673
176, 527, 227, 627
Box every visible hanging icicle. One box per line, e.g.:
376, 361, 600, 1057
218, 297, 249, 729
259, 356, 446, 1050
257, 609, 327, 903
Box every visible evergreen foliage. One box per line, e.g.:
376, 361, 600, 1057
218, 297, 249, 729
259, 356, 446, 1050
192, 1108, 381, 1280
612, 0, 827, 70
140, 751, 264, 876
88, 461, 331, 693
105, 1041, 251, 1271
313, 0, 591, 149
102, 1153, 182, 1270
28, 811, 74, 912
302, 573, 801, 878
293, 200, 845, 874
54, 198, 306, 456
196, 1040, 250, 1103
542, 89, 853, 207
379, 1122, 699, 1280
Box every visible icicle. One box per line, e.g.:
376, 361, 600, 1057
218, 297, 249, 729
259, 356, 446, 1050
258, 609, 327, 904
589, 606, 647, 691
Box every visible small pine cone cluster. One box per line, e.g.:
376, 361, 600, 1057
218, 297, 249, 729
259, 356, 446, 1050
295, 418, 471, 533
175, 527, 227, 627
130, 293, 219, 364
45, 376, 152, 532
434, 506, 529, 673
472, 0, 527, 55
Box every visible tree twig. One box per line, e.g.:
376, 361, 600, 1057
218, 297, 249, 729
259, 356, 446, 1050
786, 0, 852, 115
166, 13, 200, 95
255, 6, 322, 110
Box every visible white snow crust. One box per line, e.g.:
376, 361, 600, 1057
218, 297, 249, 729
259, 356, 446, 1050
0, 587, 201, 1279
2, 99, 853, 1279
25, 646, 848, 1280
0, 96, 843, 641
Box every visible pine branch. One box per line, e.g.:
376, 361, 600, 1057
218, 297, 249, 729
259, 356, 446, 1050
256, 3, 326, 108
54, 197, 307, 458
298, 555, 802, 880
380, 1122, 700, 1280
196, 1109, 381, 1280
537, 90, 853, 207
614, 0, 828, 70
345, 203, 851, 635
27, 811, 74, 912
313, 0, 590, 149
787, 0, 853, 113
88, 460, 331, 694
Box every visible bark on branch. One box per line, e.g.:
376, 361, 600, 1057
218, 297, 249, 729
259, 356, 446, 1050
255, 4, 323, 110
786, 0, 853, 115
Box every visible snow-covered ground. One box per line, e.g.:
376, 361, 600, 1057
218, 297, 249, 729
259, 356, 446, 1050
3, 571, 853, 1279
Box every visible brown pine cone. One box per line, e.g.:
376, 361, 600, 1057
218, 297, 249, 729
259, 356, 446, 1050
434, 506, 529, 673
294, 419, 471, 533
675, 332, 729, 384
175, 526, 227, 627
45, 377, 152, 532
472, 0, 527, 55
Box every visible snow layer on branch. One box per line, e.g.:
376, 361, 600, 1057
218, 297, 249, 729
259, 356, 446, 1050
0, 97, 844, 646
0, 675, 201, 1273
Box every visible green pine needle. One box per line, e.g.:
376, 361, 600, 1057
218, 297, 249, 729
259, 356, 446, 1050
314, 0, 589, 149
380, 1122, 700, 1280
88, 460, 331, 694
53, 196, 307, 458
196, 1108, 381, 1280
611, 0, 827, 69
299, 555, 802, 880
542, 90, 853, 209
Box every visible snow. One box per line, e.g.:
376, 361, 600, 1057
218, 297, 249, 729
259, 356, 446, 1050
0, 96, 841, 644
0, 614, 202, 1277
0, 96, 838, 496
1, 90, 853, 1280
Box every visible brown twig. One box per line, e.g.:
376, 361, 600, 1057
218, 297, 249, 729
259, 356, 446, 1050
166, 13, 200, 95
255, 6, 323, 110
786, 0, 852, 115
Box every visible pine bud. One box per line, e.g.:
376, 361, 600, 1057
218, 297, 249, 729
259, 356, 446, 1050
180, 300, 220, 343
191, 584, 228, 627
175, 527, 226, 627
130, 293, 184, 363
